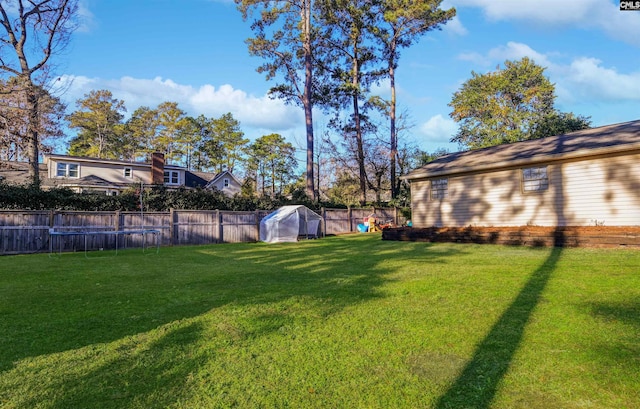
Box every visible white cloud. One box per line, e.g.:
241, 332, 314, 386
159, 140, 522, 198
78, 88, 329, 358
56, 75, 303, 131
459, 41, 553, 68
563, 57, 640, 102
497, 42, 553, 68
451, 0, 597, 24
419, 114, 457, 145
593, 5, 640, 47
443, 15, 468, 36
76, 1, 96, 33
450, 0, 640, 47
370, 78, 391, 97
439, 1, 468, 36
454, 42, 640, 105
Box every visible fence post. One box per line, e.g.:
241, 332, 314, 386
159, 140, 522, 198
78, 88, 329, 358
394, 207, 398, 226
115, 210, 121, 231
48, 209, 55, 253
215, 209, 221, 244
255, 210, 260, 242
321, 207, 326, 237
347, 206, 352, 232
220, 210, 225, 243
169, 208, 176, 246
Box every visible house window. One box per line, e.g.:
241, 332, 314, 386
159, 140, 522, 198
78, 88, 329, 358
430, 178, 448, 200
164, 170, 179, 185
223, 178, 229, 187
56, 162, 79, 178
523, 166, 548, 192
124, 167, 133, 178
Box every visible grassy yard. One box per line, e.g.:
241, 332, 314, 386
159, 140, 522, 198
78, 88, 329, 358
0, 234, 638, 409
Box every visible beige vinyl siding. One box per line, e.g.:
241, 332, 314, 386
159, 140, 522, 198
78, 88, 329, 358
209, 179, 241, 196
87, 162, 149, 183
48, 159, 151, 183
410, 152, 640, 227
560, 153, 640, 226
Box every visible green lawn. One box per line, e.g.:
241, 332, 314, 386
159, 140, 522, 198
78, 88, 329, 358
0, 234, 638, 408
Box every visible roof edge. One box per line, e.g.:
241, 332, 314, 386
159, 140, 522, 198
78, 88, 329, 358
405, 138, 640, 181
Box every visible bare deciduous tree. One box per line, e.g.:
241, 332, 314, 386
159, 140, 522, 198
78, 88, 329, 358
0, 0, 78, 187
0, 78, 66, 161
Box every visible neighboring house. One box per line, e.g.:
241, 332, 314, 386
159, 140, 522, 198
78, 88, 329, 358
405, 120, 640, 228
0, 153, 242, 197
0, 161, 48, 186
204, 170, 242, 197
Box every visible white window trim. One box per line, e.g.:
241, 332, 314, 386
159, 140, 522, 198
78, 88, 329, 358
522, 166, 549, 192
123, 167, 133, 178
164, 170, 180, 185
223, 178, 230, 187
430, 178, 448, 200
56, 162, 80, 178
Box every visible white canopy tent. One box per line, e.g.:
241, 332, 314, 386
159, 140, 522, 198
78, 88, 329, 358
259, 205, 323, 243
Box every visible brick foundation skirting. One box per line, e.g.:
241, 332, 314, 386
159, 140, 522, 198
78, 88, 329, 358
381, 226, 640, 248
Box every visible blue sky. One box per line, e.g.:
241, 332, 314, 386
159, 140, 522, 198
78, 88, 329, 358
56, 0, 640, 159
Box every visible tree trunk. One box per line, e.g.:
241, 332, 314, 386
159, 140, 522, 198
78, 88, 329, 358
301, 0, 316, 201
304, 92, 315, 201
351, 48, 366, 206
25, 84, 41, 188
353, 95, 367, 206
389, 44, 398, 199
259, 164, 265, 196
271, 164, 276, 197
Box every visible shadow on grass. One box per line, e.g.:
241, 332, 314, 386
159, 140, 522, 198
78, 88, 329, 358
589, 301, 640, 328
435, 246, 563, 409
587, 300, 640, 368
40, 322, 207, 409
0, 235, 462, 374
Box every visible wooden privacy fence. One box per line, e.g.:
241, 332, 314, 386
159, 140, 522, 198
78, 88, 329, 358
0, 207, 406, 255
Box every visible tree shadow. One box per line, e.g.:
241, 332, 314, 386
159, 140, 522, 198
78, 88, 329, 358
589, 300, 640, 328
17, 322, 208, 409
586, 300, 640, 368
435, 245, 563, 409
0, 237, 462, 373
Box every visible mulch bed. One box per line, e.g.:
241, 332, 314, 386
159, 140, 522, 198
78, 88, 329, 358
382, 226, 640, 248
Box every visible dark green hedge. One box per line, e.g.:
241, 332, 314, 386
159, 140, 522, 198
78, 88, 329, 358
0, 183, 343, 212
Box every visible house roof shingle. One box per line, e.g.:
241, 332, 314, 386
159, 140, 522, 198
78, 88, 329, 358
204, 170, 241, 190
0, 161, 48, 185
405, 119, 640, 180
43, 153, 185, 170
2, 155, 222, 189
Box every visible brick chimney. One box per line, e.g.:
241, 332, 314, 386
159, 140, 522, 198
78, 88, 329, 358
151, 152, 165, 184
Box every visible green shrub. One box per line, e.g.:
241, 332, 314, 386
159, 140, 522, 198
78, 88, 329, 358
0, 182, 391, 212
